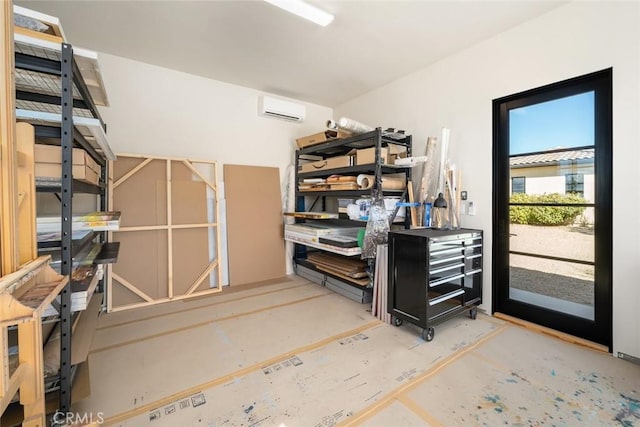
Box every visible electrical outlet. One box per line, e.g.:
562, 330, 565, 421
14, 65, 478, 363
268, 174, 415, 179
461, 191, 468, 201
468, 201, 476, 216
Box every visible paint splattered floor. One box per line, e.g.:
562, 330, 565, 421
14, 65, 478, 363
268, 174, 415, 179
69, 276, 639, 426
366, 326, 640, 426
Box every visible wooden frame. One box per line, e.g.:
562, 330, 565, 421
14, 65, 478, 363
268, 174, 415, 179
107, 154, 223, 312
1, 5, 57, 424
16, 123, 37, 266
1, 0, 17, 276
0, 256, 69, 426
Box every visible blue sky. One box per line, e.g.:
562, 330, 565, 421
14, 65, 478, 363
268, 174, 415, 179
509, 91, 594, 155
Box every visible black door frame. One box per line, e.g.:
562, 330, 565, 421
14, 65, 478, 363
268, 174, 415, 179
492, 68, 613, 350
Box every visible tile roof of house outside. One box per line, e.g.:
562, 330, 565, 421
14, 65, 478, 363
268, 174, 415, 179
510, 148, 595, 167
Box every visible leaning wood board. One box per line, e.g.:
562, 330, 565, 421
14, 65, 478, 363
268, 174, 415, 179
1, 0, 17, 276
224, 165, 286, 286
16, 123, 37, 265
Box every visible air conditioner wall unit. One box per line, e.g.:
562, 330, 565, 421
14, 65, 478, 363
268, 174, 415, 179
259, 95, 305, 123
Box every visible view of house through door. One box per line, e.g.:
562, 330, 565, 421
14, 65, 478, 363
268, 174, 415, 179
492, 69, 612, 349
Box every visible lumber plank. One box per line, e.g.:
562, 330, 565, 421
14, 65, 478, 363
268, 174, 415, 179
316, 266, 369, 287
1, 0, 17, 275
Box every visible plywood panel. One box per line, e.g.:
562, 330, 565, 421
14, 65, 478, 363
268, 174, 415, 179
112, 156, 144, 181
111, 230, 168, 306
223, 165, 285, 286
171, 228, 210, 295
113, 158, 167, 227
109, 155, 222, 311
171, 179, 208, 225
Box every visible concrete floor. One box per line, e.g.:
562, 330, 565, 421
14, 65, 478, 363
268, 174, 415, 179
75, 276, 639, 426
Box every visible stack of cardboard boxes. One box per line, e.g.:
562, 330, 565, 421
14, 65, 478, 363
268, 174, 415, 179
34, 144, 101, 185
296, 129, 407, 174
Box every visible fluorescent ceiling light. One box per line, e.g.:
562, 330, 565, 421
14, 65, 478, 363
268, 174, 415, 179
264, 0, 334, 27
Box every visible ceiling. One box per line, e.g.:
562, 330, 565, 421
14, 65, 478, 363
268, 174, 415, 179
16, 0, 567, 107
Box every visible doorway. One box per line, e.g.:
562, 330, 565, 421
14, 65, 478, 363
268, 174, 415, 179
492, 69, 612, 349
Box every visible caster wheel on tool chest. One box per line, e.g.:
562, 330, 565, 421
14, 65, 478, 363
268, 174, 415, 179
393, 317, 403, 327
469, 307, 478, 320
422, 327, 435, 342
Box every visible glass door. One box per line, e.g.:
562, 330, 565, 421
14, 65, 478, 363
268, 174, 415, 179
492, 69, 612, 348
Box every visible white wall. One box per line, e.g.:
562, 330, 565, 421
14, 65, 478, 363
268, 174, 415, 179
97, 53, 331, 172
96, 53, 333, 283
335, 2, 640, 357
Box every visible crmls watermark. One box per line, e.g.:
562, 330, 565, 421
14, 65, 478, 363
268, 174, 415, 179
52, 411, 105, 425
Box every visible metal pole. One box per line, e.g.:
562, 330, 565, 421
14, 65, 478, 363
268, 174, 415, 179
59, 42, 74, 414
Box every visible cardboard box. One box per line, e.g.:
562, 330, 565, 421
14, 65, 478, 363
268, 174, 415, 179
34, 144, 101, 185
35, 163, 100, 185
296, 130, 351, 149
388, 143, 408, 163
356, 147, 389, 165
355, 144, 408, 166
299, 155, 353, 173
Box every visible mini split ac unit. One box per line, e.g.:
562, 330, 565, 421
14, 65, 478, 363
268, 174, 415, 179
258, 95, 305, 123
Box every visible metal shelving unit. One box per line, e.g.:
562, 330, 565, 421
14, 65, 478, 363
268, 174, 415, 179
297, 189, 406, 197
290, 128, 412, 302
13, 23, 117, 414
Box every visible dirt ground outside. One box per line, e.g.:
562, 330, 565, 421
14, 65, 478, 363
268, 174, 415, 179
507, 224, 594, 305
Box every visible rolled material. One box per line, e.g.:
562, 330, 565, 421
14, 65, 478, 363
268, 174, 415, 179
419, 136, 440, 203
357, 174, 406, 190
437, 128, 450, 195
394, 155, 428, 166
327, 117, 374, 134
357, 174, 374, 189
381, 177, 406, 190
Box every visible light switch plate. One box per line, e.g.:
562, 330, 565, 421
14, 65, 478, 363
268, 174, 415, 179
468, 201, 476, 216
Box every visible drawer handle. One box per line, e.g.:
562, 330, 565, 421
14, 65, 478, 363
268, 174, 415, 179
431, 238, 466, 245
430, 255, 465, 266
430, 262, 465, 275
429, 289, 465, 306
429, 273, 465, 287
466, 269, 482, 276
466, 254, 482, 260
430, 247, 464, 256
